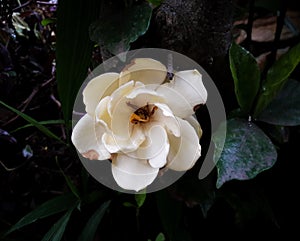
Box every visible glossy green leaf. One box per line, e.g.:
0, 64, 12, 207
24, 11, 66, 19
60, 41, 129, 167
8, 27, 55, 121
77, 201, 110, 241
0, 101, 65, 144
254, 42, 300, 116
5, 193, 78, 235
56, 0, 101, 123
213, 119, 277, 188
135, 190, 146, 208
89, 2, 152, 55
258, 79, 300, 126
41, 18, 56, 26
229, 42, 260, 113
41, 207, 75, 241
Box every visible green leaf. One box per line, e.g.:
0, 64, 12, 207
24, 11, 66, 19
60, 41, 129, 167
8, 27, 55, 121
0, 101, 65, 144
123, 202, 136, 208
213, 119, 277, 188
56, 0, 101, 123
11, 120, 65, 133
56, 159, 81, 199
135, 190, 146, 208
77, 201, 110, 241
41, 18, 56, 26
41, 206, 75, 241
5, 193, 78, 235
229, 42, 260, 113
89, 2, 152, 55
258, 79, 300, 126
155, 233, 165, 241
254, 42, 300, 116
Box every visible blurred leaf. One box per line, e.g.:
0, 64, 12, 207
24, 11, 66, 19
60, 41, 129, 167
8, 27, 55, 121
77, 200, 110, 241
41, 18, 56, 26
12, 12, 30, 38
263, 124, 289, 144
135, 190, 146, 208
0, 101, 65, 144
155, 233, 165, 241
147, 0, 164, 7
213, 119, 277, 188
5, 193, 78, 235
89, 2, 152, 55
56, 0, 101, 123
11, 120, 65, 133
229, 42, 260, 113
254, 42, 300, 116
258, 79, 300, 126
41, 206, 75, 241
22, 145, 33, 159
123, 202, 136, 208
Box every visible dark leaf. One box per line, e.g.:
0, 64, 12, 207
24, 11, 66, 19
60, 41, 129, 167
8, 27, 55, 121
41, 206, 75, 241
258, 79, 300, 126
229, 42, 260, 113
77, 201, 110, 241
135, 190, 146, 208
213, 119, 277, 188
0, 101, 65, 144
5, 193, 78, 235
56, 0, 101, 123
254, 42, 300, 116
89, 2, 152, 55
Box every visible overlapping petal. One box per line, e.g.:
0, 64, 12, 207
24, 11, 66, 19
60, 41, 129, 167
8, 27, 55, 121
71, 114, 110, 160
119, 58, 167, 86
83, 73, 119, 116
167, 118, 201, 171
112, 154, 159, 192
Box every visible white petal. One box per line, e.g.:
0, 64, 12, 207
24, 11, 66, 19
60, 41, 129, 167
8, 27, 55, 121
119, 58, 167, 86
184, 115, 203, 138
102, 125, 145, 153
83, 73, 119, 116
130, 124, 168, 166
156, 84, 194, 118
71, 114, 110, 160
152, 103, 180, 137
108, 80, 143, 117
112, 154, 159, 191
173, 69, 207, 105
95, 96, 111, 130
126, 86, 165, 107
167, 118, 201, 171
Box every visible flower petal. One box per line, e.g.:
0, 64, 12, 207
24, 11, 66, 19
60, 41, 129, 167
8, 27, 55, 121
152, 103, 180, 137
167, 118, 201, 171
126, 86, 165, 107
83, 73, 119, 116
102, 125, 145, 153
71, 114, 110, 160
119, 58, 167, 86
95, 96, 111, 130
130, 124, 168, 166
172, 69, 207, 106
156, 84, 194, 118
108, 80, 143, 117
184, 115, 203, 138
112, 154, 159, 192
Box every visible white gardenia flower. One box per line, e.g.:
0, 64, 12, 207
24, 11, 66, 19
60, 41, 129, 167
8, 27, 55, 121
71, 58, 207, 192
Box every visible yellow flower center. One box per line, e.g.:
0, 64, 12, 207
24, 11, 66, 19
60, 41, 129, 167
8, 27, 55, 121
129, 104, 158, 124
